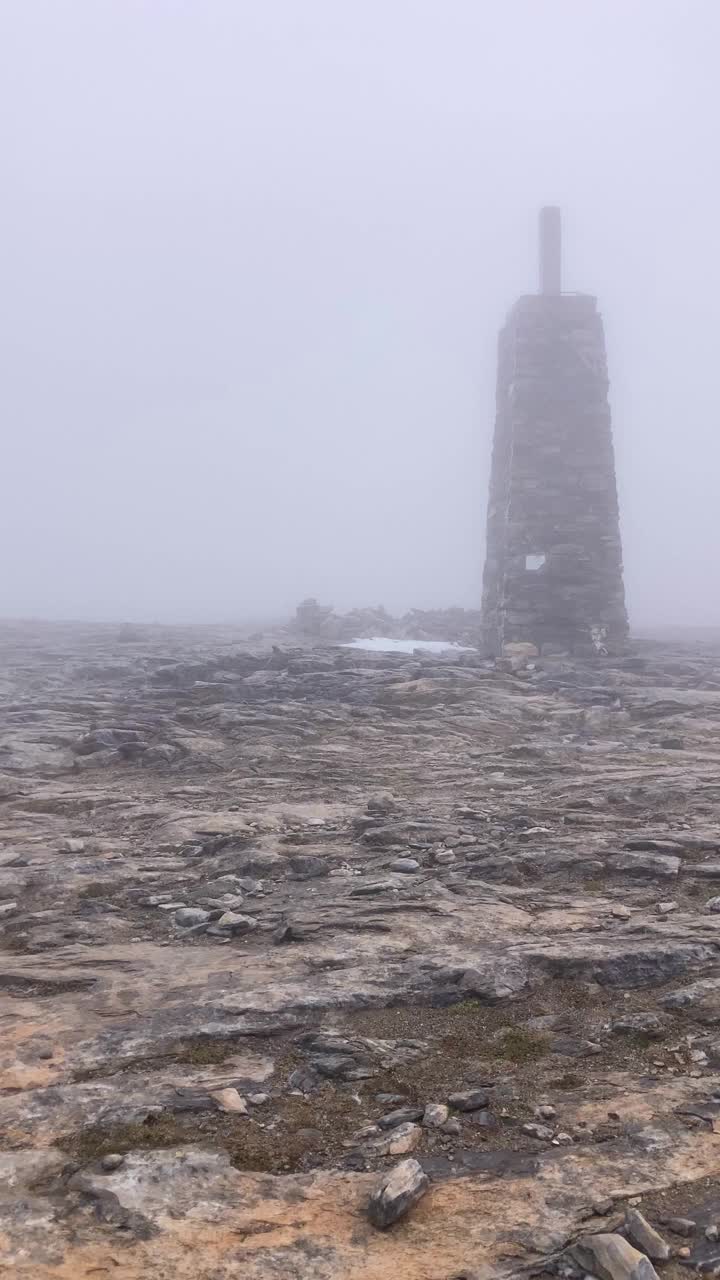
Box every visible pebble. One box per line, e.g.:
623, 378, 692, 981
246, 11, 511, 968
204, 894, 244, 910
422, 1103, 449, 1128
448, 1089, 490, 1112
611, 1013, 666, 1039
288, 855, 329, 880
389, 858, 420, 873
441, 1118, 462, 1135
665, 1217, 696, 1237
100, 1153, 125, 1172
522, 1122, 554, 1141
656, 902, 678, 915
0, 901, 18, 918
366, 791, 397, 816
174, 907, 210, 927
60, 838, 85, 854
706, 898, 720, 913
367, 1158, 429, 1229
217, 911, 258, 933
209, 1088, 248, 1114
535, 1104, 557, 1120
248, 1093, 269, 1106
611, 905, 631, 920
376, 1122, 421, 1156
378, 1107, 424, 1130
434, 850, 455, 865
158, 902, 187, 911
707, 1226, 720, 1242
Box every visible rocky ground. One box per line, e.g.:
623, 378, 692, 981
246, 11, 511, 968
3, 620, 720, 1279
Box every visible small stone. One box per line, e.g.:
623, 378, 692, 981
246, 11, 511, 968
210, 1088, 248, 1114
434, 850, 455, 865
0, 901, 18, 918
249, 1093, 269, 1106
611, 905, 631, 920
158, 901, 187, 911
377, 1107, 424, 1130
100, 1153, 125, 1172
389, 858, 420, 873
376, 1122, 422, 1156
656, 901, 678, 915
366, 791, 397, 816
676, 1247, 691, 1259
665, 1217, 696, 1237
706, 898, 720, 913
288, 855, 329, 880
611, 1013, 666, 1039
441, 1118, 461, 1135
573, 1232, 661, 1280
217, 910, 258, 934
448, 1090, 490, 1112
60, 838, 85, 854
554, 1131, 573, 1144
594, 1199, 614, 1216
522, 1122, 554, 1140
174, 907, 210, 927
422, 1103, 449, 1128
367, 1158, 429, 1229
707, 1226, 720, 1243
535, 1104, 557, 1120
625, 1208, 671, 1261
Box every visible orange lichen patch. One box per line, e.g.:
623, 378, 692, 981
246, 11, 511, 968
6, 1127, 720, 1280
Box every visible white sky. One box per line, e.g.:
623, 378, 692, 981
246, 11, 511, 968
2, 1, 719, 624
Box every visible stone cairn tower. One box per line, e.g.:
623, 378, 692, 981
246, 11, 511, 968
481, 208, 628, 656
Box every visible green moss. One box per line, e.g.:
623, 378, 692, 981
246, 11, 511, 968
61, 1112, 187, 1161
79, 882, 112, 898
171, 1038, 235, 1066
496, 1028, 549, 1062
447, 999, 482, 1017
72, 1037, 237, 1082
550, 1071, 583, 1089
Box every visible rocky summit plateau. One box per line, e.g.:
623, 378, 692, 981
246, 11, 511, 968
4, 617, 720, 1280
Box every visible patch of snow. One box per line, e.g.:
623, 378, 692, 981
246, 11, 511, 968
340, 637, 476, 654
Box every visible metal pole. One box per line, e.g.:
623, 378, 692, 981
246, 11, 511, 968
539, 206, 561, 295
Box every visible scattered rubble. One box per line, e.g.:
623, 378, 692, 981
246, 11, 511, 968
3, 620, 720, 1277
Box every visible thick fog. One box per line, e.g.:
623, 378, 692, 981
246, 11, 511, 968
2, 1, 719, 626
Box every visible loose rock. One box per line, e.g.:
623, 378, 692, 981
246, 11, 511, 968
100, 1153, 125, 1172
367, 1158, 430, 1229
210, 1088, 248, 1114
174, 907, 210, 927
448, 1090, 490, 1112
573, 1233, 660, 1280
375, 1122, 422, 1156
625, 1208, 671, 1261
422, 1103, 450, 1128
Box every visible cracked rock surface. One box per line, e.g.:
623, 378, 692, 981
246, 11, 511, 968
3, 621, 720, 1278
